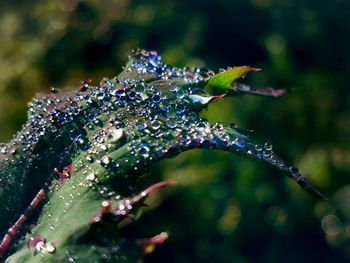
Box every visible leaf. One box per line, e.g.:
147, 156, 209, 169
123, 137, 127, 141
205, 66, 260, 92
0, 49, 325, 262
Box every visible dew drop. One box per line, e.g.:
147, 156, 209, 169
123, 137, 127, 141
109, 128, 125, 142
139, 146, 150, 158
113, 88, 126, 97
176, 89, 185, 99
264, 142, 273, 151
159, 101, 169, 111
150, 120, 161, 130
189, 94, 212, 105
46, 242, 56, 253
86, 173, 97, 182
166, 119, 177, 129
137, 121, 147, 131
235, 140, 245, 148
151, 94, 162, 104
35, 241, 45, 253
86, 155, 94, 163
255, 145, 262, 151
102, 156, 110, 165
1, 147, 7, 154
166, 108, 176, 119
50, 87, 61, 94
97, 92, 105, 100
175, 104, 186, 115
289, 166, 299, 176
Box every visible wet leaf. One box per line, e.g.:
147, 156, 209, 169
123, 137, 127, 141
0, 50, 325, 262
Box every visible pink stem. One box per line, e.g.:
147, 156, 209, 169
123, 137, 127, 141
0, 189, 46, 258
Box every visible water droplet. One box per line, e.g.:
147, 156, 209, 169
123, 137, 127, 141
140, 92, 149, 101
102, 156, 110, 165
97, 92, 105, 100
94, 118, 103, 127
289, 166, 299, 176
150, 120, 161, 130
235, 140, 245, 148
50, 87, 61, 94
35, 241, 46, 253
86, 173, 97, 182
166, 108, 176, 119
109, 128, 125, 142
166, 119, 177, 129
137, 121, 147, 131
264, 142, 273, 151
86, 155, 94, 162
99, 144, 108, 151
175, 104, 186, 115
151, 94, 162, 104
159, 101, 169, 111
46, 242, 56, 253
139, 146, 150, 158
128, 91, 137, 100
189, 95, 212, 105
1, 147, 7, 154
113, 88, 126, 97
255, 145, 262, 151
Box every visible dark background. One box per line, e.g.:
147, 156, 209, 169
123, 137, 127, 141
0, 0, 349, 262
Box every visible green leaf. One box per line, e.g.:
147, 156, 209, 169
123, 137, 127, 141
205, 66, 260, 92
0, 49, 325, 262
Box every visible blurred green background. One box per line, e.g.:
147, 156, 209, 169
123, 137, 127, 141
0, 0, 349, 262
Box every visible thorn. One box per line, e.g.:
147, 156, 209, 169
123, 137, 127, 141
231, 83, 287, 97
250, 67, 262, 72
54, 164, 73, 181
211, 94, 226, 101
268, 88, 287, 97
137, 232, 169, 254
91, 180, 177, 225
131, 180, 177, 203
297, 177, 328, 201
99, 200, 112, 214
